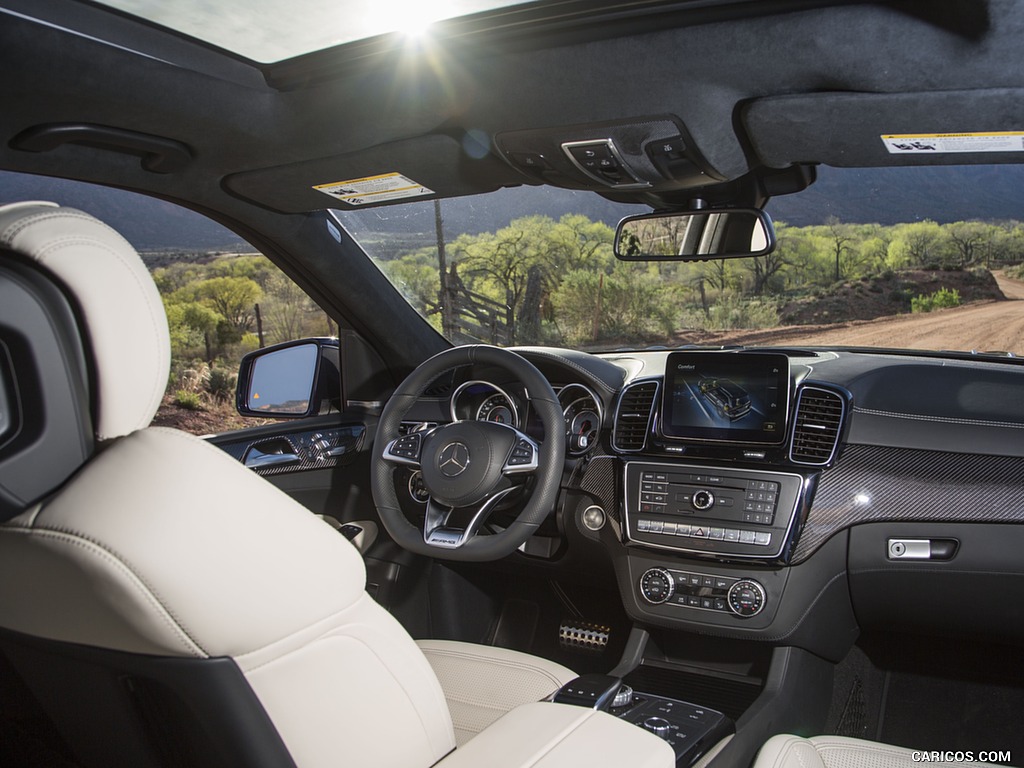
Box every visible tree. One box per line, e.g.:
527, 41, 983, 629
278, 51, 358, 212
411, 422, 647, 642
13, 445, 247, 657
460, 217, 552, 343
163, 299, 222, 361
945, 221, 992, 268
545, 214, 615, 272
825, 216, 853, 282
262, 272, 321, 344
195, 276, 263, 335
745, 222, 792, 295
434, 200, 457, 339
888, 220, 945, 268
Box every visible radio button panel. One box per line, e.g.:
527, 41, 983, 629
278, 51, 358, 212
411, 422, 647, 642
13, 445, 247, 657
625, 462, 804, 560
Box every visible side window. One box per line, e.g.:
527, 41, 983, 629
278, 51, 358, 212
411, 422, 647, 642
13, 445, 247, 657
0, 172, 332, 436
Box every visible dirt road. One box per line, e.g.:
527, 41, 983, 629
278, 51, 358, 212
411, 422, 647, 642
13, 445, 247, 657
693, 271, 1024, 354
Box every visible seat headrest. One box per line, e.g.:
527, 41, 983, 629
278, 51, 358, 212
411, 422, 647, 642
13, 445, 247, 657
0, 202, 170, 440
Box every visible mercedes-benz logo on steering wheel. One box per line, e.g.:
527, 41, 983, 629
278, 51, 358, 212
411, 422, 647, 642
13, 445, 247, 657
438, 441, 471, 477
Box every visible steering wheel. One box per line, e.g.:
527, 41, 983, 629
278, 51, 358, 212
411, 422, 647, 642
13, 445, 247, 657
371, 345, 565, 561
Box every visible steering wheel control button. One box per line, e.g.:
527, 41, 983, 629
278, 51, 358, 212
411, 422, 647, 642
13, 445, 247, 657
408, 471, 429, 503
727, 579, 766, 617
438, 441, 471, 477
384, 433, 422, 464
639, 568, 675, 604
503, 437, 539, 473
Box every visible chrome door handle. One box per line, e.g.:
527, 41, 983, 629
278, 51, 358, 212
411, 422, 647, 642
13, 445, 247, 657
244, 448, 301, 469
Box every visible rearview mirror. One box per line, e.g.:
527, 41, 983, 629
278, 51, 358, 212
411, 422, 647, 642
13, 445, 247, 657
614, 209, 776, 261
236, 338, 340, 419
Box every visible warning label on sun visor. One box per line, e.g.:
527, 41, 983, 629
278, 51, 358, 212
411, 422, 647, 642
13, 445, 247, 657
882, 132, 1024, 154
313, 173, 433, 205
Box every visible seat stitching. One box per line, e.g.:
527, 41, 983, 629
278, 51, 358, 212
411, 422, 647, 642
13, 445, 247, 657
243, 611, 455, 759
0, 526, 207, 657
419, 647, 569, 687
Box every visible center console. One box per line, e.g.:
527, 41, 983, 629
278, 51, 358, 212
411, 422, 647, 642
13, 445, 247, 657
553, 673, 733, 766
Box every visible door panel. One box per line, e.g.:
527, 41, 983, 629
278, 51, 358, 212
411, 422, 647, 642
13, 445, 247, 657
205, 413, 419, 611
208, 413, 375, 505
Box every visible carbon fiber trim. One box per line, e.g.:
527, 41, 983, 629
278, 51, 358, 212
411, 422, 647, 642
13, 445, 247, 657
215, 425, 365, 477
576, 453, 620, 522
794, 443, 1024, 562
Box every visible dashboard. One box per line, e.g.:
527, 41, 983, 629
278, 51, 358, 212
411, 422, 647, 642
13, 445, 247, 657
394, 345, 1024, 662
448, 378, 604, 457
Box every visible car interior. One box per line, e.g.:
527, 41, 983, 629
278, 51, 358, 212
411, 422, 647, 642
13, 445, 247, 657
1, 1, 1023, 767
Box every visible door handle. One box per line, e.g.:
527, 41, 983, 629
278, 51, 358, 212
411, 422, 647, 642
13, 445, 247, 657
243, 442, 302, 469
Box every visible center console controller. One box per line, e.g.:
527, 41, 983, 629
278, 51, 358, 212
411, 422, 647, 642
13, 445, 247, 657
624, 461, 804, 560
554, 674, 733, 766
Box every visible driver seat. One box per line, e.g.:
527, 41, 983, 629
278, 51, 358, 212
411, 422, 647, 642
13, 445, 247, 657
0, 202, 577, 767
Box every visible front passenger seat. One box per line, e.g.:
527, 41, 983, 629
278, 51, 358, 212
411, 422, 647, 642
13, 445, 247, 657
753, 735, 1011, 768
0, 202, 605, 768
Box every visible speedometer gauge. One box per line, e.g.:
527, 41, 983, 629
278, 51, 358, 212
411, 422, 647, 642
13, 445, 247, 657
559, 384, 604, 456
477, 394, 516, 426
450, 380, 520, 428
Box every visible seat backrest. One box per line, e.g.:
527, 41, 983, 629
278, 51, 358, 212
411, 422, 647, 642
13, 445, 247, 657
0, 203, 457, 768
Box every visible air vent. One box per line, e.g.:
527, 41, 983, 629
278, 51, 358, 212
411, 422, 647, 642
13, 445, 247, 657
789, 386, 846, 465
613, 380, 658, 452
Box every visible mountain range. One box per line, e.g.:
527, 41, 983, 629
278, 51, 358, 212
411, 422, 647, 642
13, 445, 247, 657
3, 164, 1024, 250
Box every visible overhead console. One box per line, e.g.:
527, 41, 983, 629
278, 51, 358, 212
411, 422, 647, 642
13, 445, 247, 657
494, 115, 725, 192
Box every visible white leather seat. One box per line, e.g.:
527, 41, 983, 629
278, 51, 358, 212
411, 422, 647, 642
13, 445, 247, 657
754, 735, 1013, 768
417, 639, 576, 746
0, 202, 657, 768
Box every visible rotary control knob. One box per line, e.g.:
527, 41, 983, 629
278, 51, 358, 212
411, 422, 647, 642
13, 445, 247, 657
727, 579, 766, 617
639, 568, 675, 604
692, 489, 715, 511
643, 716, 672, 737
611, 684, 634, 709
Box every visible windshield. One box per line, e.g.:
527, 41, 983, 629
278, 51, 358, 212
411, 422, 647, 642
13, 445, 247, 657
337, 165, 1024, 356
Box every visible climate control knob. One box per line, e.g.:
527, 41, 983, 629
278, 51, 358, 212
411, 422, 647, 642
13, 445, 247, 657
727, 579, 766, 617
639, 568, 675, 605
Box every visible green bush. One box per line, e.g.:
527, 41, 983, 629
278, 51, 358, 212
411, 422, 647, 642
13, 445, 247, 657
206, 367, 237, 402
911, 287, 961, 313
704, 295, 780, 330
173, 389, 204, 410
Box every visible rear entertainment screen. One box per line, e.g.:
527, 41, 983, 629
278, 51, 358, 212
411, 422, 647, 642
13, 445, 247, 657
661, 352, 790, 444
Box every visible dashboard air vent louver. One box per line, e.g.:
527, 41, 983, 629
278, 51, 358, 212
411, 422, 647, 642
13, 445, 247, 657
789, 386, 846, 466
613, 380, 658, 452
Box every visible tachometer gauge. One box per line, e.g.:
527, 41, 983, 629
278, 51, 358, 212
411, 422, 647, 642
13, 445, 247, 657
450, 380, 520, 428
477, 394, 516, 426
559, 384, 604, 456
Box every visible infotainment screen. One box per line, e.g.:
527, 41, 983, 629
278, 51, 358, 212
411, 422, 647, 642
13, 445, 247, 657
661, 351, 790, 444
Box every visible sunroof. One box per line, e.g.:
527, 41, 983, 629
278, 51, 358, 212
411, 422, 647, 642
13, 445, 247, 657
92, 0, 537, 63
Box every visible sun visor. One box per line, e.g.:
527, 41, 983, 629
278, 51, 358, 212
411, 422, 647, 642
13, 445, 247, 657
223, 133, 521, 213
744, 89, 1024, 169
